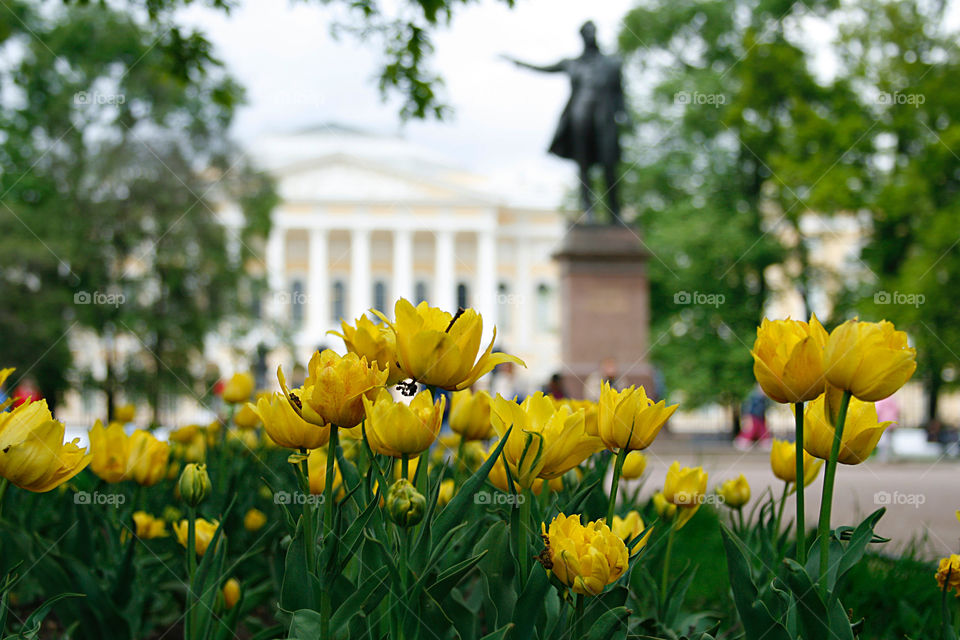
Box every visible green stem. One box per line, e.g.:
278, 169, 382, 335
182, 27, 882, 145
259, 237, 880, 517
186, 505, 197, 640
942, 570, 952, 640
660, 524, 676, 601
401, 454, 409, 481
573, 593, 585, 636
0, 477, 9, 518
321, 425, 339, 640
794, 402, 807, 563
299, 448, 316, 573
737, 507, 745, 535
606, 446, 628, 525
818, 390, 851, 598
516, 489, 532, 588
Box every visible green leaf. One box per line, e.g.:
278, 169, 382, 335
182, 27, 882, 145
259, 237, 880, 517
285, 609, 324, 640
510, 565, 550, 639
584, 605, 631, 640
7, 592, 83, 640
330, 566, 391, 637
280, 526, 318, 612
479, 624, 514, 640
427, 550, 489, 600
719, 525, 791, 640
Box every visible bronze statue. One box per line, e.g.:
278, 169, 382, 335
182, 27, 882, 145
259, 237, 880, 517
505, 21, 628, 223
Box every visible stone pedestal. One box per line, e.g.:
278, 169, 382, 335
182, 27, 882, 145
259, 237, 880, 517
553, 224, 654, 398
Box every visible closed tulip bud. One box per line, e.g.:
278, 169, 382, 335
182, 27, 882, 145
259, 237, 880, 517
374, 299, 525, 390
437, 479, 455, 507
113, 404, 136, 423
803, 393, 893, 464
936, 555, 960, 596
222, 578, 241, 609
330, 314, 405, 385
173, 518, 219, 556
652, 492, 676, 521
386, 479, 425, 527
449, 389, 494, 441
132, 511, 167, 539
540, 513, 629, 596
491, 392, 602, 488
598, 382, 677, 451
307, 449, 342, 496
243, 508, 267, 532
751, 316, 828, 404
169, 424, 201, 444
620, 451, 647, 480
178, 463, 211, 508
717, 474, 751, 509
222, 372, 255, 404
162, 505, 182, 522
279, 350, 387, 428
233, 403, 261, 430
770, 438, 823, 485
251, 393, 329, 451
823, 319, 916, 402
88, 420, 131, 483
364, 389, 444, 458
663, 462, 707, 529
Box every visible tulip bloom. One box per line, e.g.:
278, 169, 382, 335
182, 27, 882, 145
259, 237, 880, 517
169, 424, 201, 444
717, 474, 751, 509
491, 392, 602, 488
243, 508, 267, 532
751, 316, 829, 404
222, 372, 255, 404
610, 510, 652, 551
251, 392, 330, 450
770, 438, 823, 486
936, 555, 960, 596
89, 420, 131, 483
598, 382, 677, 451
174, 518, 220, 556
652, 492, 677, 522
126, 430, 170, 487
803, 393, 893, 464
620, 451, 647, 480
662, 462, 707, 529
541, 513, 629, 596
133, 511, 168, 539
114, 404, 136, 423
233, 403, 261, 430
375, 298, 525, 390
824, 319, 916, 402
307, 449, 342, 495
0, 385, 90, 493
331, 314, 404, 384
449, 389, 494, 441
364, 389, 445, 458
222, 578, 241, 609
559, 399, 598, 437
437, 479, 455, 507
280, 350, 388, 428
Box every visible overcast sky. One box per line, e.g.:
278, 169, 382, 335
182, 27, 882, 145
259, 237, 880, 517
179, 0, 639, 191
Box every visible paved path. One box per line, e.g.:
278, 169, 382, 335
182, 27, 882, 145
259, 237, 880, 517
627, 441, 960, 559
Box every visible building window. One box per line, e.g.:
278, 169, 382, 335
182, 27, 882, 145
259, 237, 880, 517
497, 282, 511, 332
373, 280, 388, 316
331, 280, 346, 322
291, 279, 305, 329
415, 280, 429, 305
457, 282, 470, 309
536, 283, 553, 331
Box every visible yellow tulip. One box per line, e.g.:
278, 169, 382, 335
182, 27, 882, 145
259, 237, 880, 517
126, 430, 170, 487
243, 508, 267, 532
114, 404, 136, 423
169, 424, 201, 444
132, 511, 167, 539
823, 319, 916, 402
620, 451, 647, 480
307, 448, 342, 495
770, 438, 823, 485
88, 420, 131, 483
491, 392, 602, 488
364, 389, 444, 458
222, 578, 241, 609
449, 389, 494, 441
330, 314, 404, 385
717, 474, 751, 509
484, 444, 551, 495
222, 372, 255, 404
540, 513, 629, 596
559, 399, 598, 437
233, 403, 261, 430
280, 350, 387, 428
251, 392, 330, 451
0, 391, 90, 492
173, 518, 220, 556
662, 462, 707, 529
652, 492, 676, 521
437, 479, 455, 507
393, 455, 421, 482
751, 315, 829, 404
597, 382, 676, 451
936, 555, 960, 596
803, 393, 893, 464
375, 298, 525, 390
610, 510, 652, 551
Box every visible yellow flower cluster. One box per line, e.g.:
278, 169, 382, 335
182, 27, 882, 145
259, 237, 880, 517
541, 513, 629, 596
89, 421, 170, 486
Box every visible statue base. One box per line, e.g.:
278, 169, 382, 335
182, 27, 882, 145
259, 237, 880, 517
552, 223, 655, 399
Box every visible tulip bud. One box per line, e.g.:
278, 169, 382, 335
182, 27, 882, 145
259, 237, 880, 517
386, 479, 425, 528
178, 463, 211, 508
222, 578, 241, 609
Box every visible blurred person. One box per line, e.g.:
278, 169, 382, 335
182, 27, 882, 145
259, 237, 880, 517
12, 376, 42, 408
735, 384, 770, 450
489, 360, 524, 401
584, 357, 619, 402
544, 373, 566, 399
875, 394, 900, 461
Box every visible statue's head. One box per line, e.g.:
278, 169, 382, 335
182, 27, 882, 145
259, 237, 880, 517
580, 21, 598, 48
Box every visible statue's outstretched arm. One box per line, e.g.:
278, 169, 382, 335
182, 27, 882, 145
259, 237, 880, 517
500, 55, 566, 73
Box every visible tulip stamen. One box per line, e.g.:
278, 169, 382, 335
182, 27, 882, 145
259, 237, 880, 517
396, 379, 419, 396
445, 307, 466, 333
288, 392, 302, 410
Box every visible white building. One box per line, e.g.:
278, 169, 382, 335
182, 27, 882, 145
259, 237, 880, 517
229, 124, 568, 392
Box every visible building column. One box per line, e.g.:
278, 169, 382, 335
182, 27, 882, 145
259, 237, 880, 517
265, 226, 286, 321
434, 229, 456, 312
308, 228, 328, 337
393, 228, 414, 303
516, 232, 532, 348
477, 229, 498, 343
350, 228, 372, 319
